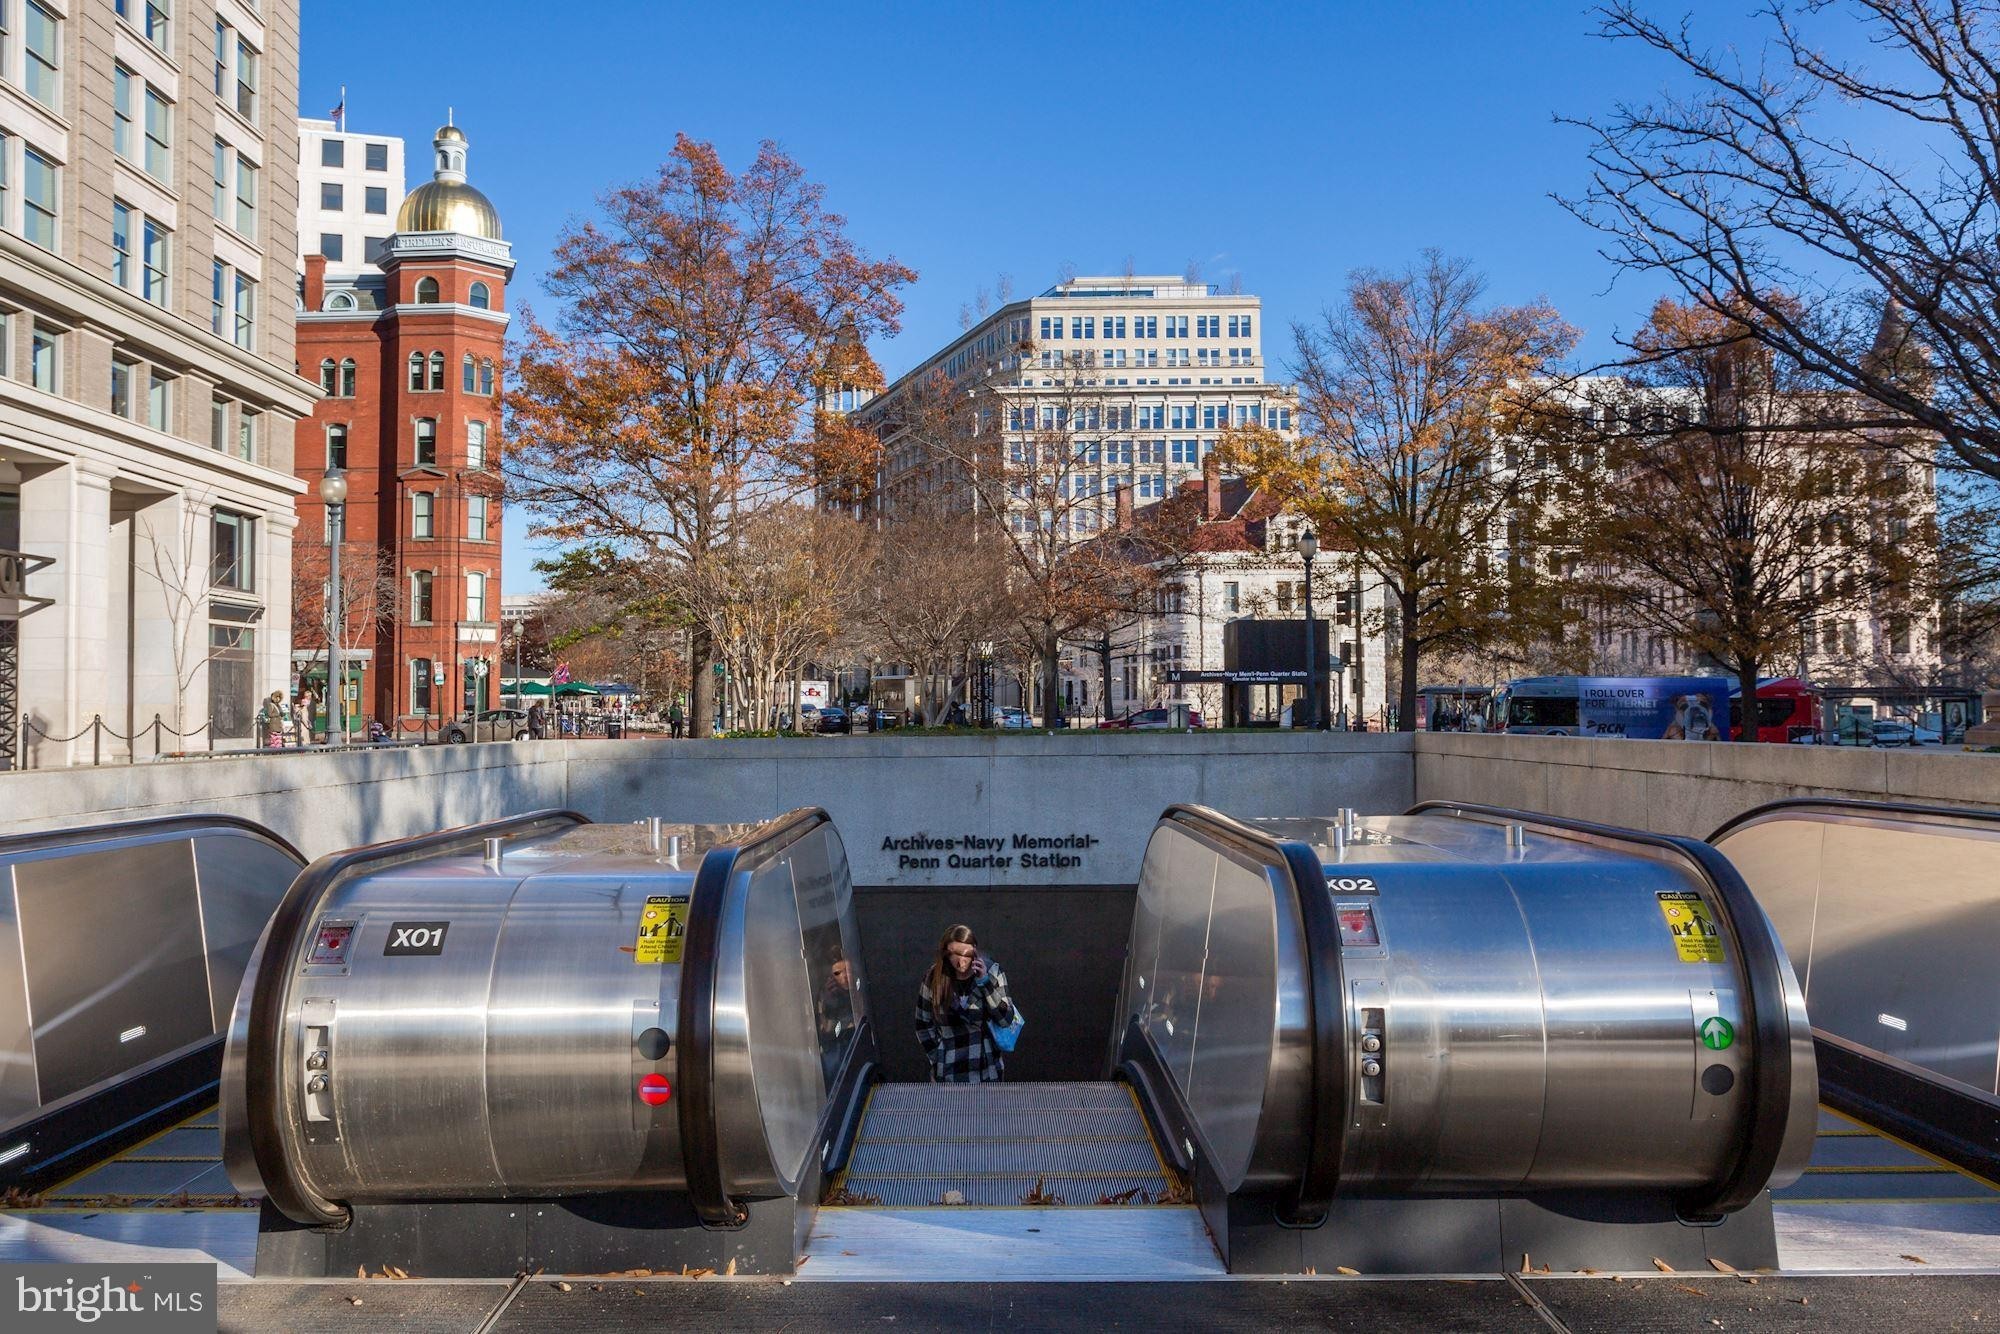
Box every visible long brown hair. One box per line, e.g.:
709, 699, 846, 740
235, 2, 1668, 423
924, 924, 978, 1011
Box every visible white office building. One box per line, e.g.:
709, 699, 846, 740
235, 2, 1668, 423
295, 117, 406, 275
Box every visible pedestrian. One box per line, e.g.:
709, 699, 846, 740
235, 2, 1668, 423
292, 693, 312, 745
915, 924, 1015, 1084
527, 700, 547, 740
258, 691, 288, 748
668, 701, 685, 739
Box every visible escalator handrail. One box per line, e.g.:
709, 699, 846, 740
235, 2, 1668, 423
0, 813, 306, 865
1406, 800, 1796, 1219
241, 808, 589, 1228
677, 806, 834, 1230
1709, 795, 2000, 843
1157, 804, 1345, 1224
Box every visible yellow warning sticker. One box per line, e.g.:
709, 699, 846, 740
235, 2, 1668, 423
1655, 890, 1725, 964
635, 895, 689, 965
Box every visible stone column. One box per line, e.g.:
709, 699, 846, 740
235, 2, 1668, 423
129, 491, 195, 753
262, 505, 298, 705
18, 460, 115, 766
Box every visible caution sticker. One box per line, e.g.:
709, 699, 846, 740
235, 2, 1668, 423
635, 895, 689, 965
1655, 890, 1726, 964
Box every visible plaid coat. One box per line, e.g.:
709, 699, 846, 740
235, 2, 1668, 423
915, 963, 1015, 1084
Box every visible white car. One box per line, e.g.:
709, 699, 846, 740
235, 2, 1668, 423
995, 707, 1033, 729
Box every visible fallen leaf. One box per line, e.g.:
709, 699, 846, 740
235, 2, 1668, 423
348, 1297, 363, 1306
724, 1258, 736, 1277
1900, 1254, 1928, 1265
1652, 1258, 1676, 1273
624, 1268, 654, 1277
1708, 1258, 1737, 1274
554, 1282, 572, 1293
355, 1266, 365, 1281
1521, 1252, 1533, 1274
1335, 1266, 1358, 1276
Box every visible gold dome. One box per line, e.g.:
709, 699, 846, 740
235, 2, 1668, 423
396, 179, 502, 239
435, 123, 467, 144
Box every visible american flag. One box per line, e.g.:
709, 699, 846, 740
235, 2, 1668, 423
329, 88, 344, 131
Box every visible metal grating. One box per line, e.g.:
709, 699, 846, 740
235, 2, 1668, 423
832, 1081, 1176, 1209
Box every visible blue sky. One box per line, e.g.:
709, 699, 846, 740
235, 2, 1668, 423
299, 2, 1877, 589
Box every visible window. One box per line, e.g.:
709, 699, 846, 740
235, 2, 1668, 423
415, 277, 439, 303
465, 571, 487, 622
365, 141, 389, 172
236, 408, 256, 461
363, 236, 387, 265
466, 419, 487, 468
142, 218, 169, 304
211, 511, 254, 590
411, 493, 433, 538
339, 358, 356, 396
235, 155, 258, 234
325, 423, 347, 469
147, 370, 170, 430
234, 38, 257, 120
23, 148, 56, 251
469, 281, 490, 309
212, 140, 228, 221
414, 417, 436, 465
427, 351, 444, 390
461, 353, 475, 392
408, 352, 427, 391
319, 232, 343, 262
479, 359, 494, 395
115, 67, 135, 160
212, 18, 227, 95
1223, 581, 1240, 613
320, 138, 344, 169
467, 495, 488, 541
232, 271, 255, 348
210, 397, 228, 450
31, 325, 57, 391
320, 182, 342, 211
326, 290, 355, 311
117, 0, 170, 46
210, 259, 227, 335
144, 87, 171, 181
24, 1, 57, 108
411, 658, 434, 714
112, 201, 133, 288
319, 359, 337, 394
110, 356, 135, 418
364, 184, 386, 215
410, 571, 433, 622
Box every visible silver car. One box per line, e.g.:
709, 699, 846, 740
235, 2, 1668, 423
445, 708, 531, 744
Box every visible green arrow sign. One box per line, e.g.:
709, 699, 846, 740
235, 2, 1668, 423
1699, 1016, 1735, 1051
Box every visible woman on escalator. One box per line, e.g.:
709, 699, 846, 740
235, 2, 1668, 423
915, 924, 1015, 1083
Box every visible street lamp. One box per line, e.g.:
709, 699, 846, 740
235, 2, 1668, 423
318, 471, 349, 744
1298, 528, 1319, 729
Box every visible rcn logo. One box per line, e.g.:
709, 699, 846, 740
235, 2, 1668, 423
383, 921, 450, 956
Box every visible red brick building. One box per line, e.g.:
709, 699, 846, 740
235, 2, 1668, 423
294, 123, 511, 731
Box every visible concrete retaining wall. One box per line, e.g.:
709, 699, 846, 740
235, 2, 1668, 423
1412, 733, 2000, 839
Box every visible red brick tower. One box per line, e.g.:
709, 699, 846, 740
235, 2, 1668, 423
295, 121, 512, 732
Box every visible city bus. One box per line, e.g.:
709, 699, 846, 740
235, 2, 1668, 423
1498, 675, 1732, 739
1728, 677, 1824, 744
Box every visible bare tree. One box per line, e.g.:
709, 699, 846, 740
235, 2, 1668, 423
1562, 2, 2000, 482
292, 535, 401, 720
860, 501, 1010, 723
1569, 297, 1929, 729
1222, 252, 1578, 730
136, 496, 213, 742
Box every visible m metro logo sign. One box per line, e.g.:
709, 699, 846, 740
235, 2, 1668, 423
383, 921, 449, 956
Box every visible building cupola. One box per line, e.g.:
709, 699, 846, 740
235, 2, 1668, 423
395, 114, 502, 240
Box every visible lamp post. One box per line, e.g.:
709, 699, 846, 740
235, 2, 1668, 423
1299, 527, 1319, 729
318, 471, 349, 744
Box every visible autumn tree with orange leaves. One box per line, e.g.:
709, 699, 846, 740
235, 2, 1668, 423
504, 136, 913, 736
1221, 252, 1576, 730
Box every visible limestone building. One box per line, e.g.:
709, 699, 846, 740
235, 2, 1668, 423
0, 0, 313, 766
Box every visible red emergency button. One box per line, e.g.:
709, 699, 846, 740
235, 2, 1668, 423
637, 1073, 672, 1106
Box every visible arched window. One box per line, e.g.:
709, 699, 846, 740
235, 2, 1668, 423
326, 291, 356, 312
408, 351, 425, 391
415, 276, 440, 304
462, 353, 475, 393
469, 281, 490, 310
427, 351, 445, 391
339, 358, 356, 397
319, 358, 337, 394
479, 359, 495, 396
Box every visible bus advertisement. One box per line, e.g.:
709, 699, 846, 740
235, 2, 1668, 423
1501, 675, 1731, 739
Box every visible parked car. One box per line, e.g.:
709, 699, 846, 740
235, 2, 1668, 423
1870, 719, 1919, 748
444, 708, 531, 744
1098, 706, 1206, 730
1911, 722, 1943, 745
994, 707, 1033, 730
815, 706, 851, 734
871, 708, 902, 730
